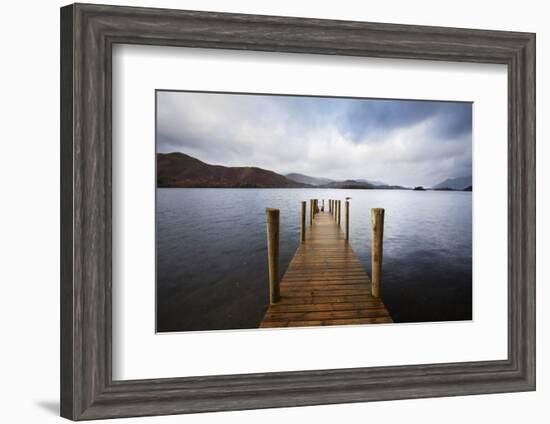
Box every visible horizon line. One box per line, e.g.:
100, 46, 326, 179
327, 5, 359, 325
157, 151, 471, 188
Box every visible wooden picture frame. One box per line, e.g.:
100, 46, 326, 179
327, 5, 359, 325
60, 3, 535, 420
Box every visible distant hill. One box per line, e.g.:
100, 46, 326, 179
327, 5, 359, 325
321, 180, 408, 190
157, 152, 305, 188
285, 173, 333, 186
285, 174, 403, 189
431, 176, 472, 190
372, 183, 409, 190
356, 178, 387, 186
323, 180, 375, 189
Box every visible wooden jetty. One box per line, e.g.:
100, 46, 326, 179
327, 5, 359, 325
261, 203, 393, 328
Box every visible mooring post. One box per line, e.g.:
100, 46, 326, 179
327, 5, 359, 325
310, 199, 314, 225
337, 200, 341, 226
300, 201, 306, 242
266, 208, 280, 304
371, 208, 385, 298
333, 200, 336, 219
322, 199, 325, 212
345, 200, 350, 241
329, 199, 332, 213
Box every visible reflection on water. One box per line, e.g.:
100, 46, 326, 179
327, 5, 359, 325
156, 188, 472, 332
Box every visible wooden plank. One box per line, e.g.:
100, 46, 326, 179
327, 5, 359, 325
260, 211, 392, 328
279, 289, 373, 297
287, 317, 393, 327
273, 295, 378, 305
268, 302, 385, 313
263, 309, 391, 322
280, 283, 372, 290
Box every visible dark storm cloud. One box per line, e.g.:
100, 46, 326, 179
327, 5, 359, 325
156, 91, 472, 187
340, 99, 472, 142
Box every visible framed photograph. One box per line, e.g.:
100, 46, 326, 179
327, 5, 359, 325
155, 90, 474, 333
60, 3, 535, 420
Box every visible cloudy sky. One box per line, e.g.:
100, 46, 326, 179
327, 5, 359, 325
156, 90, 472, 187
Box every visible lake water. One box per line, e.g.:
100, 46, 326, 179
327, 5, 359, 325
156, 188, 472, 332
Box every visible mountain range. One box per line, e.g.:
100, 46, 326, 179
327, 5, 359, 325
157, 152, 471, 191
284, 173, 387, 187
431, 176, 472, 190
157, 152, 302, 188
284, 173, 333, 186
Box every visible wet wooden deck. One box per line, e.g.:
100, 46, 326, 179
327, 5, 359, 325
260, 211, 393, 328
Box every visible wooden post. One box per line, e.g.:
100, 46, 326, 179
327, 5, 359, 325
329, 199, 332, 213
266, 208, 280, 304
300, 201, 306, 243
371, 208, 385, 298
337, 200, 341, 226
345, 200, 350, 241
309, 199, 313, 225
322, 199, 324, 212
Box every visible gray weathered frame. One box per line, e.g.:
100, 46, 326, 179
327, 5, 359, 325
60, 3, 536, 420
